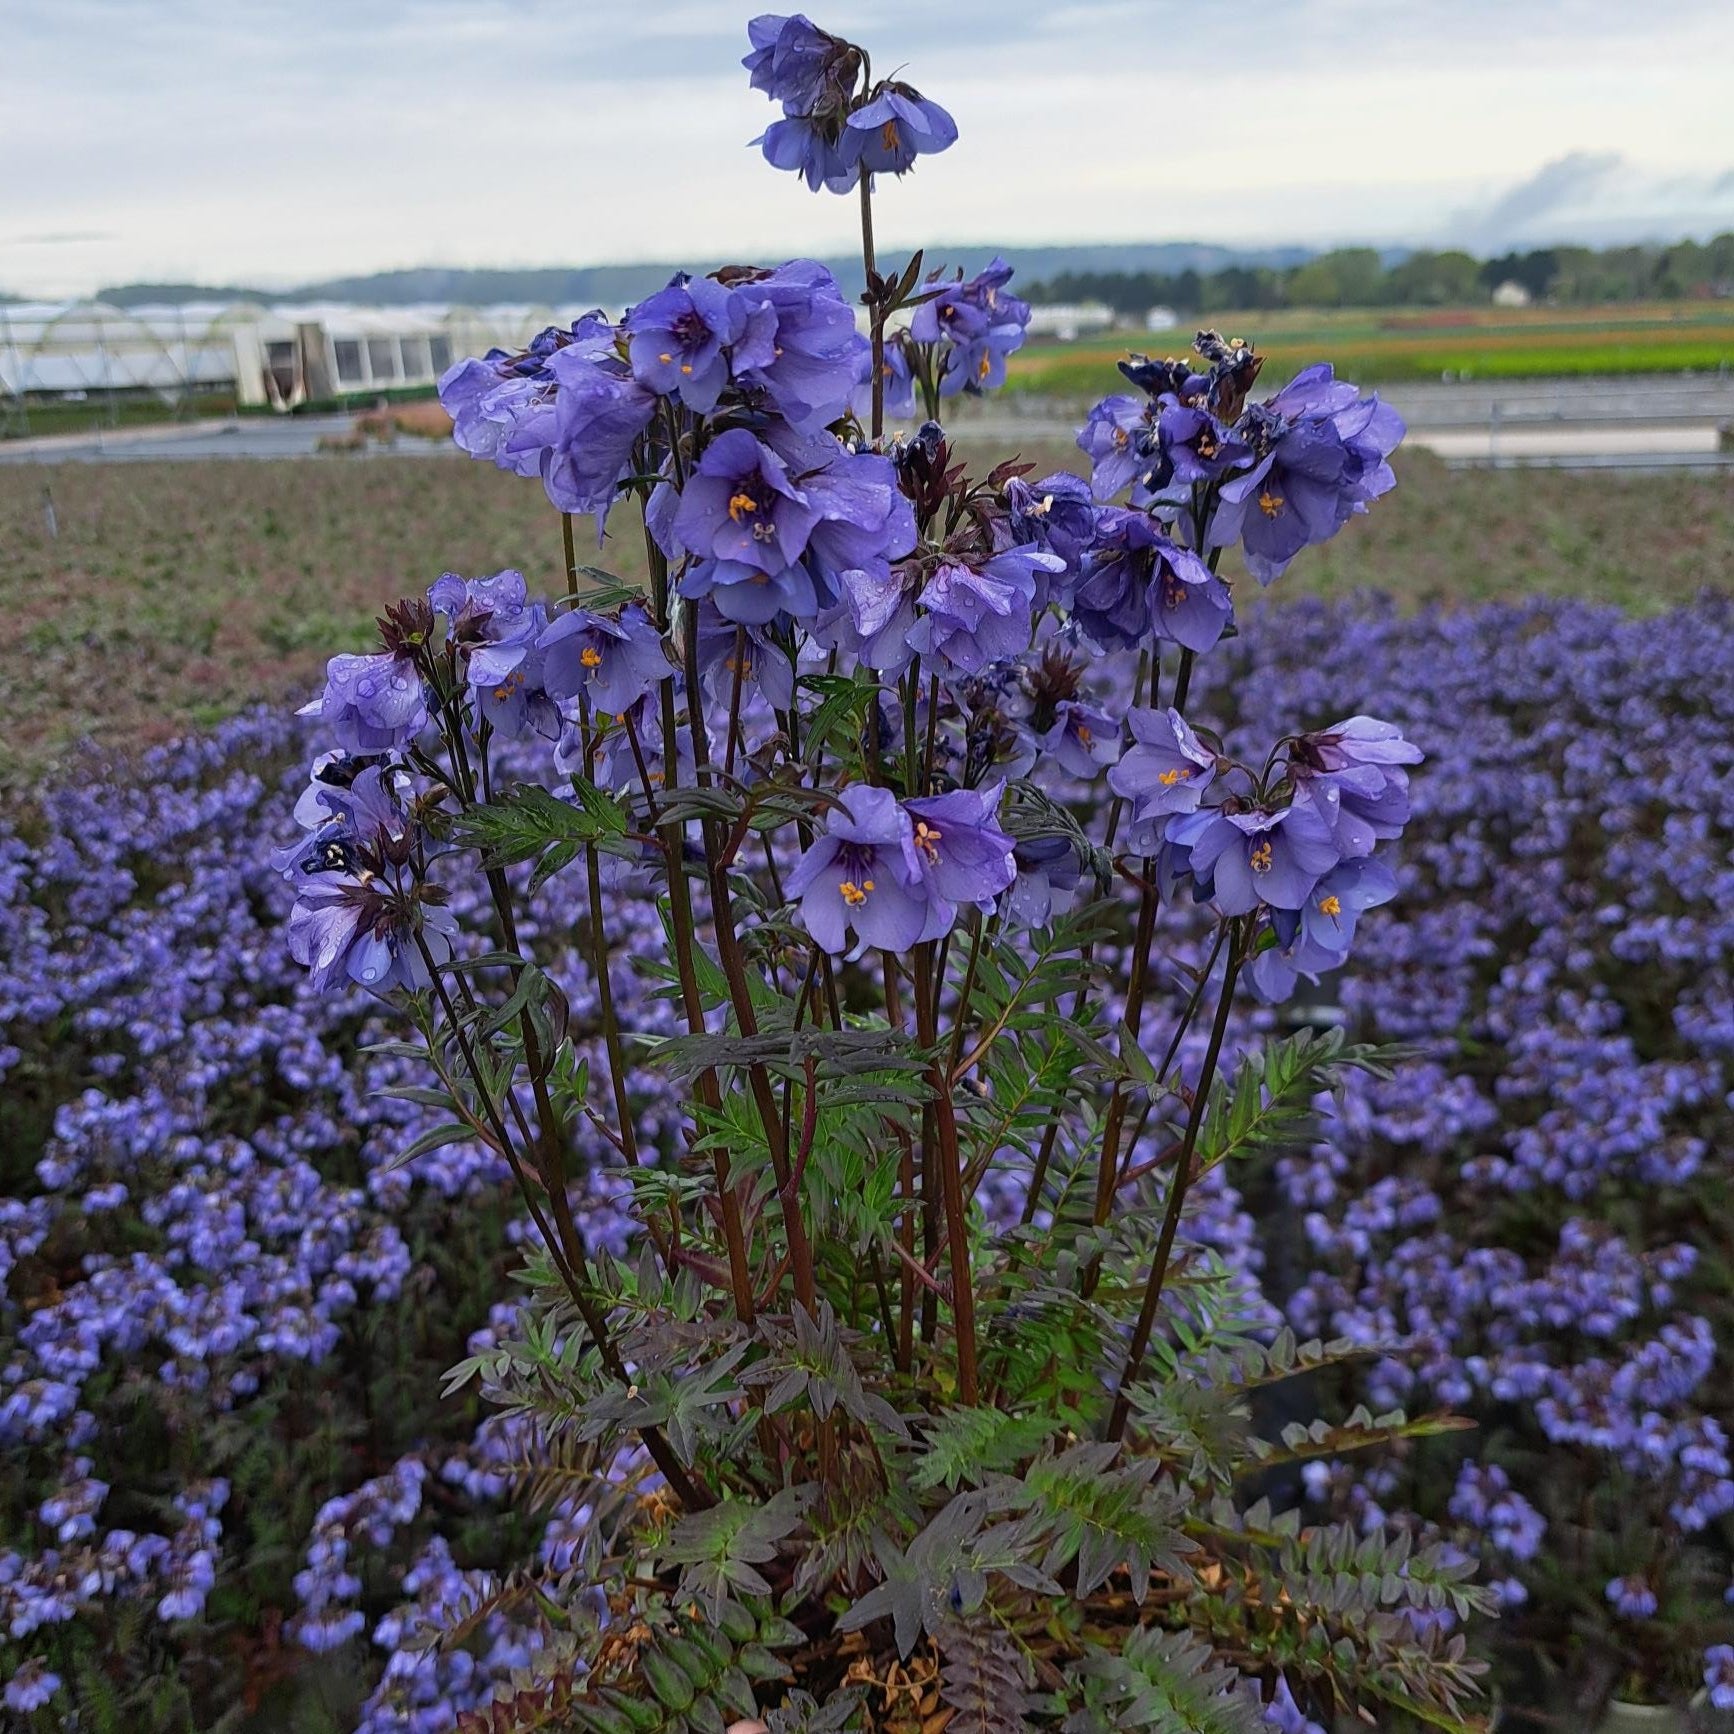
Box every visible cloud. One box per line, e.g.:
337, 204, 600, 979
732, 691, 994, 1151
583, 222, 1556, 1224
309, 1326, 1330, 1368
5, 231, 118, 247
1455, 151, 1624, 247
1448, 152, 1734, 250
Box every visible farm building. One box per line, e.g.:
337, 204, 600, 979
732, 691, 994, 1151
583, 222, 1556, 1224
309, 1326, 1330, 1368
0, 301, 578, 412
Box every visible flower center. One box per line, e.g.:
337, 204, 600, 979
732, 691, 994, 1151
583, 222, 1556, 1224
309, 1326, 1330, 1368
1318, 894, 1342, 917
1158, 767, 1191, 786
727, 492, 759, 523
880, 119, 900, 150
1258, 489, 1285, 518
914, 821, 943, 863
1249, 839, 1274, 873
839, 879, 874, 906
580, 646, 604, 668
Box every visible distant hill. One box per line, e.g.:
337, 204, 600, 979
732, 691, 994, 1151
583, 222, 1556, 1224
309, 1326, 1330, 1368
87, 243, 1319, 310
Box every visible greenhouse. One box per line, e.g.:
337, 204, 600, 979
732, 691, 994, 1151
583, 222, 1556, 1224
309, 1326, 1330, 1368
0, 300, 568, 412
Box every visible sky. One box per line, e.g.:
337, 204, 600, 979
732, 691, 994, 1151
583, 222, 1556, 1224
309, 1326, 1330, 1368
5, 0, 1734, 298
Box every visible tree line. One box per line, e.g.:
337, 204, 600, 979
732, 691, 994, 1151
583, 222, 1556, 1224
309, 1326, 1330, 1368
1024, 236, 1734, 314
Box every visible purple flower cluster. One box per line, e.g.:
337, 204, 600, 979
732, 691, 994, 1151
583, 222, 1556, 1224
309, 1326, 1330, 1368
743, 14, 956, 193
1080, 337, 1404, 583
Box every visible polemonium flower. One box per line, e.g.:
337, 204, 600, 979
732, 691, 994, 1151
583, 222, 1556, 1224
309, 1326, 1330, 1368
1704, 1646, 1734, 1712
1005, 472, 1100, 601
754, 113, 858, 194
1078, 395, 1159, 501
786, 784, 930, 955
907, 547, 1064, 677
732, 261, 867, 429
744, 14, 857, 113
287, 878, 458, 995
911, 258, 1031, 396
623, 273, 774, 411
274, 763, 411, 886
1109, 707, 1217, 846
694, 603, 795, 713
770, 426, 916, 586
854, 332, 918, 421
1211, 364, 1404, 582
1074, 508, 1232, 654
432, 570, 558, 739
844, 86, 958, 177
812, 566, 920, 676
300, 649, 428, 753
903, 783, 1017, 936
1035, 699, 1121, 779
3, 1660, 60, 1714
536, 348, 657, 521
1245, 857, 1398, 1004
1167, 799, 1340, 916
1003, 833, 1085, 929
538, 603, 669, 717
1606, 1575, 1658, 1620
437, 317, 610, 476
1290, 717, 1423, 857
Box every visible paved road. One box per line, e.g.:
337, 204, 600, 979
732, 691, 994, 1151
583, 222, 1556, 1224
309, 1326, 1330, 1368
5, 373, 1732, 471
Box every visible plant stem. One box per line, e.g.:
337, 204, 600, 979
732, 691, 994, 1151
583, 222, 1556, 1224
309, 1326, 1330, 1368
1106, 924, 1244, 1444
915, 944, 979, 1403
859, 174, 885, 441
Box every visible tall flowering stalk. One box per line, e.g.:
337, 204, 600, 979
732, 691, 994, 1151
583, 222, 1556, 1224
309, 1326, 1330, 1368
277, 15, 1485, 1731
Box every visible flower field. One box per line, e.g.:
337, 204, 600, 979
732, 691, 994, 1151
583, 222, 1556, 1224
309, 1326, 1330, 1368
5, 450, 1732, 790
4, 564, 1734, 1724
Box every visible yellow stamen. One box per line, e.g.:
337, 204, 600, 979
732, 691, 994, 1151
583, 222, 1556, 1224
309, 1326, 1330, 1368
1318, 894, 1342, 917
680, 363, 693, 375
658, 351, 673, 364
839, 879, 869, 906
977, 351, 991, 380
881, 120, 900, 149
1076, 724, 1093, 745
1249, 839, 1274, 873
727, 492, 758, 522
579, 647, 604, 668
1258, 489, 1284, 518
1157, 767, 1192, 786
915, 821, 943, 863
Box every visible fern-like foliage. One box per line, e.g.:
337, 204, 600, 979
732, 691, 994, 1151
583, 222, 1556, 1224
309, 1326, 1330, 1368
1060, 1628, 1267, 1734
939, 1617, 1033, 1734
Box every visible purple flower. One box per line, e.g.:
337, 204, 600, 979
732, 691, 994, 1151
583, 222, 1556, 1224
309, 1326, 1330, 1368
1035, 699, 1121, 779
907, 547, 1063, 676
300, 650, 428, 754
731, 261, 867, 430
785, 784, 930, 955
1073, 508, 1232, 654
1246, 857, 1398, 1004
844, 86, 958, 177
624, 273, 774, 412
854, 332, 918, 421
903, 783, 1017, 932
743, 14, 855, 116
437, 318, 611, 477
287, 877, 458, 996
910, 258, 1030, 396
432, 570, 558, 740
1290, 716, 1423, 858
770, 426, 916, 586
694, 603, 795, 713
753, 114, 858, 194
813, 566, 920, 675
274, 762, 410, 887
1078, 395, 1159, 500
1211, 364, 1405, 583
1704, 1645, 1734, 1712
536, 347, 657, 521
3, 1659, 60, 1714
1606, 1575, 1658, 1620
1168, 799, 1341, 916
1003, 832, 1086, 929
1109, 707, 1217, 846
1005, 471, 1101, 600
538, 603, 669, 717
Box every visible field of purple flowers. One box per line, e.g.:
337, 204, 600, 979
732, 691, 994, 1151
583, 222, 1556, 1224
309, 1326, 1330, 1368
4, 577, 1732, 1727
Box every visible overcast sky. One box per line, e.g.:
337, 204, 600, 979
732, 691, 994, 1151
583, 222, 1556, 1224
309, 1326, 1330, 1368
6, 0, 1733, 297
